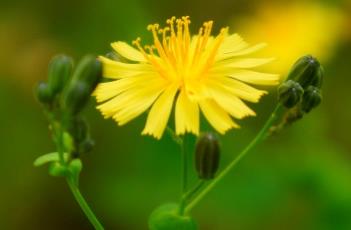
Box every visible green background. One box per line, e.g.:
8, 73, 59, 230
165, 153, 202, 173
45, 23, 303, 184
0, 0, 350, 229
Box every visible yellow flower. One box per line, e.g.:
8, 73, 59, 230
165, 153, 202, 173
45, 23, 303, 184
94, 16, 279, 139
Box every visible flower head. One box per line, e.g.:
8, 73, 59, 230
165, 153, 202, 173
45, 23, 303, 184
94, 16, 279, 139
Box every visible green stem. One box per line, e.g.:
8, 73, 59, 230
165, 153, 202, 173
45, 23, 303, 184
66, 176, 104, 230
183, 180, 206, 202
179, 180, 206, 215
180, 136, 187, 194
185, 104, 281, 213
50, 112, 103, 229
56, 124, 66, 165
178, 136, 187, 215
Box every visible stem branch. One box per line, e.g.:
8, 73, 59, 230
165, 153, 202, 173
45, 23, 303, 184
185, 104, 281, 213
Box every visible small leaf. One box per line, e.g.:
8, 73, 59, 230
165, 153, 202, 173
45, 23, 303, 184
33, 152, 69, 167
48, 162, 68, 177
149, 203, 197, 230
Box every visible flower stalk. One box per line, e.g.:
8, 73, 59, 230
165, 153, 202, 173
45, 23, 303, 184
185, 104, 281, 213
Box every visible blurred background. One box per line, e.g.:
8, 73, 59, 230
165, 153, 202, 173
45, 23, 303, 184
0, 0, 350, 229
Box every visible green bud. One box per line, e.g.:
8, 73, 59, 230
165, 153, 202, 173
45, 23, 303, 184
63, 81, 91, 114
66, 116, 89, 142
286, 55, 323, 88
71, 55, 102, 90
63, 56, 102, 114
48, 162, 68, 177
195, 133, 220, 180
35, 82, 54, 104
149, 203, 197, 230
47, 55, 73, 95
278, 80, 304, 108
301, 86, 322, 113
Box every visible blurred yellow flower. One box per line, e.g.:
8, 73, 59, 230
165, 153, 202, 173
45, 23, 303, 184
94, 16, 279, 139
235, 2, 345, 75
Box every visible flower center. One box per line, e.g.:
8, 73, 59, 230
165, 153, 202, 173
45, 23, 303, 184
133, 16, 228, 98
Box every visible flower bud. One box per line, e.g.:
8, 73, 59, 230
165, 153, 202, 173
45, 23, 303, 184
286, 55, 323, 88
301, 86, 322, 113
71, 55, 102, 90
63, 81, 91, 114
35, 81, 54, 104
195, 133, 220, 180
66, 116, 89, 142
278, 80, 304, 108
62, 56, 102, 114
47, 55, 73, 95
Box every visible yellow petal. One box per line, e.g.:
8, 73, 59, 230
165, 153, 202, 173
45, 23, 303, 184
111, 41, 146, 62
213, 57, 274, 69
206, 83, 256, 119
97, 77, 166, 118
142, 85, 178, 139
219, 33, 248, 52
175, 90, 199, 135
199, 99, 239, 134
93, 74, 160, 103
227, 43, 267, 56
113, 86, 164, 125
216, 43, 267, 61
207, 76, 267, 102
99, 56, 154, 79
227, 70, 280, 85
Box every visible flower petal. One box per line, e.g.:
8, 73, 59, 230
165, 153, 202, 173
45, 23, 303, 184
142, 85, 178, 139
212, 57, 274, 69
206, 83, 256, 119
111, 41, 146, 62
207, 76, 267, 102
93, 74, 161, 103
175, 90, 199, 135
96, 77, 167, 119
216, 43, 267, 61
227, 70, 280, 85
218, 33, 248, 53
99, 56, 154, 79
113, 87, 164, 125
199, 99, 239, 134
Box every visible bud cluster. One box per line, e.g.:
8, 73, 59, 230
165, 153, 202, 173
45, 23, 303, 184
277, 55, 323, 126
35, 55, 102, 160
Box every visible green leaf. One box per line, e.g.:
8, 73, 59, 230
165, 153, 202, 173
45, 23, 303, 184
149, 203, 197, 230
33, 152, 69, 167
48, 162, 68, 177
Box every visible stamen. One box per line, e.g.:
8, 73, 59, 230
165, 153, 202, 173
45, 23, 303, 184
200, 27, 228, 77
132, 37, 149, 60
191, 27, 204, 66
132, 17, 224, 85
